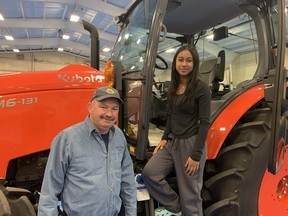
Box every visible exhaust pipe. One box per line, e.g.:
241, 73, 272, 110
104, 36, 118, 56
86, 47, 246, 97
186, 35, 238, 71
82, 19, 100, 70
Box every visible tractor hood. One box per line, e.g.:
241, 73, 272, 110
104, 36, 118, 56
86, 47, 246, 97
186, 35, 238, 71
0, 64, 105, 96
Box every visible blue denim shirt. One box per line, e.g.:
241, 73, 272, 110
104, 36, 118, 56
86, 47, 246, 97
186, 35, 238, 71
38, 116, 137, 216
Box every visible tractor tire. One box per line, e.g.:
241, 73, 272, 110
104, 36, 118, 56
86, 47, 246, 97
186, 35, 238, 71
0, 187, 36, 216
202, 107, 271, 216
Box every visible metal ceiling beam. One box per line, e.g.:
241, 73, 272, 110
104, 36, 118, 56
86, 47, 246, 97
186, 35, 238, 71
45, 0, 126, 15
0, 0, 127, 15
1, 38, 91, 53
199, 38, 239, 65
1, 19, 117, 42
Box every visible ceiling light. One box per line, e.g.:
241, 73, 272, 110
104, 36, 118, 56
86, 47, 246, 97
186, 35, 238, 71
206, 35, 214, 40
0, 13, 4, 21
62, 34, 70, 40
165, 48, 175, 53
5, 35, 14, 40
70, 14, 80, 22
103, 48, 111, 52
13, 49, 19, 53
58, 47, 64, 52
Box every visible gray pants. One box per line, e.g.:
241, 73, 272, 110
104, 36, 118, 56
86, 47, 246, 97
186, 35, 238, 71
142, 135, 207, 216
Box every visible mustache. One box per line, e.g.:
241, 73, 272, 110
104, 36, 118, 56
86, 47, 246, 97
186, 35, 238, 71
100, 115, 116, 122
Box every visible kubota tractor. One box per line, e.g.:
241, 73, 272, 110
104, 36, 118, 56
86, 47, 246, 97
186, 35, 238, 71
0, 21, 110, 215
1, 0, 288, 216
109, 0, 288, 215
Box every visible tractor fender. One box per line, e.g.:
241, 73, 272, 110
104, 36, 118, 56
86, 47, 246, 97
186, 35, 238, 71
207, 83, 265, 159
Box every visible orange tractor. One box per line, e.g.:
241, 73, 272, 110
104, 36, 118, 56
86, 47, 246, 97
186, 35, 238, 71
0, 0, 288, 215
0, 20, 110, 215
110, 0, 288, 215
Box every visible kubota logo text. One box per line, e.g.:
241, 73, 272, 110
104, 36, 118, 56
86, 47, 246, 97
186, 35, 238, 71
58, 74, 105, 83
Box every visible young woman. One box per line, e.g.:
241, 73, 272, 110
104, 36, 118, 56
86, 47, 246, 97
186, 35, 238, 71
142, 44, 211, 216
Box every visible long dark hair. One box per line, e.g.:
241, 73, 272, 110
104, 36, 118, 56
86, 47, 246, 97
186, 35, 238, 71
168, 44, 200, 108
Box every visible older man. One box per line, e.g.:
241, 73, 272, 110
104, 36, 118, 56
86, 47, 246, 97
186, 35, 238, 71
38, 86, 136, 216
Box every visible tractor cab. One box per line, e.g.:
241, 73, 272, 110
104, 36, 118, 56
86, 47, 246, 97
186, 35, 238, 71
109, 0, 288, 215
111, 0, 266, 157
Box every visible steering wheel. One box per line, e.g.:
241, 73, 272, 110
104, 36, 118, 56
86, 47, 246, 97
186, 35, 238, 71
155, 55, 168, 70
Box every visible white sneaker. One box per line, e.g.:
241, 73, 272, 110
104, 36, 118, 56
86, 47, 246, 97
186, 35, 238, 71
155, 207, 182, 216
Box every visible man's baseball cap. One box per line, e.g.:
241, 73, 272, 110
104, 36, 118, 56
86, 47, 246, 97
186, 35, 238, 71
91, 86, 124, 104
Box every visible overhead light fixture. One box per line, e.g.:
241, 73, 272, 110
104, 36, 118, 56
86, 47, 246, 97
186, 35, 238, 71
13, 49, 19, 52
58, 47, 64, 52
165, 48, 175, 53
5, 35, 14, 40
62, 34, 70, 40
103, 48, 111, 52
70, 14, 80, 22
206, 34, 214, 40
0, 13, 4, 21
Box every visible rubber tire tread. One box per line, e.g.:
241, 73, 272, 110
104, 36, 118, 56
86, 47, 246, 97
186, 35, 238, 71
202, 107, 271, 216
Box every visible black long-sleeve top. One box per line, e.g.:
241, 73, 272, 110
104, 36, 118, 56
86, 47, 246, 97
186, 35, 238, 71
162, 79, 211, 161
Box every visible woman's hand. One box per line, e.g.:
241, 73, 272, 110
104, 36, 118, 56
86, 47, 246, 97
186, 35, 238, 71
185, 157, 200, 176
153, 140, 167, 154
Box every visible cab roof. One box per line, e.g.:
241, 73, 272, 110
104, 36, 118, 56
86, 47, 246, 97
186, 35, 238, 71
163, 0, 260, 35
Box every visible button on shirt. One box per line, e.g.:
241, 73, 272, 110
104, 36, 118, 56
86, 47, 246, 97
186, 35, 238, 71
38, 116, 137, 216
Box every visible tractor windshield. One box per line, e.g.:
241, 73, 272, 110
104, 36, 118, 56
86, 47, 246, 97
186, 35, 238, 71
111, 0, 159, 72
111, 0, 181, 73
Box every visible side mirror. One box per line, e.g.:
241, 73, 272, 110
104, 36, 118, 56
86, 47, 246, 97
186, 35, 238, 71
213, 26, 228, 41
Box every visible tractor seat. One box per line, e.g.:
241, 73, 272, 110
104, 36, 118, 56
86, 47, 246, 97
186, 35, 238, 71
199, 50, 226, 99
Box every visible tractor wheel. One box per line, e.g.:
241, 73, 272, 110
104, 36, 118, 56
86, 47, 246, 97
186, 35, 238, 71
202, 106, 272, 216
0, 187, 36, 216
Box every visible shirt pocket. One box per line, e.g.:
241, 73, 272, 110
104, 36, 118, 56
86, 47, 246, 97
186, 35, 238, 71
71, 152, 106, 175
111, 146, 124, 172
